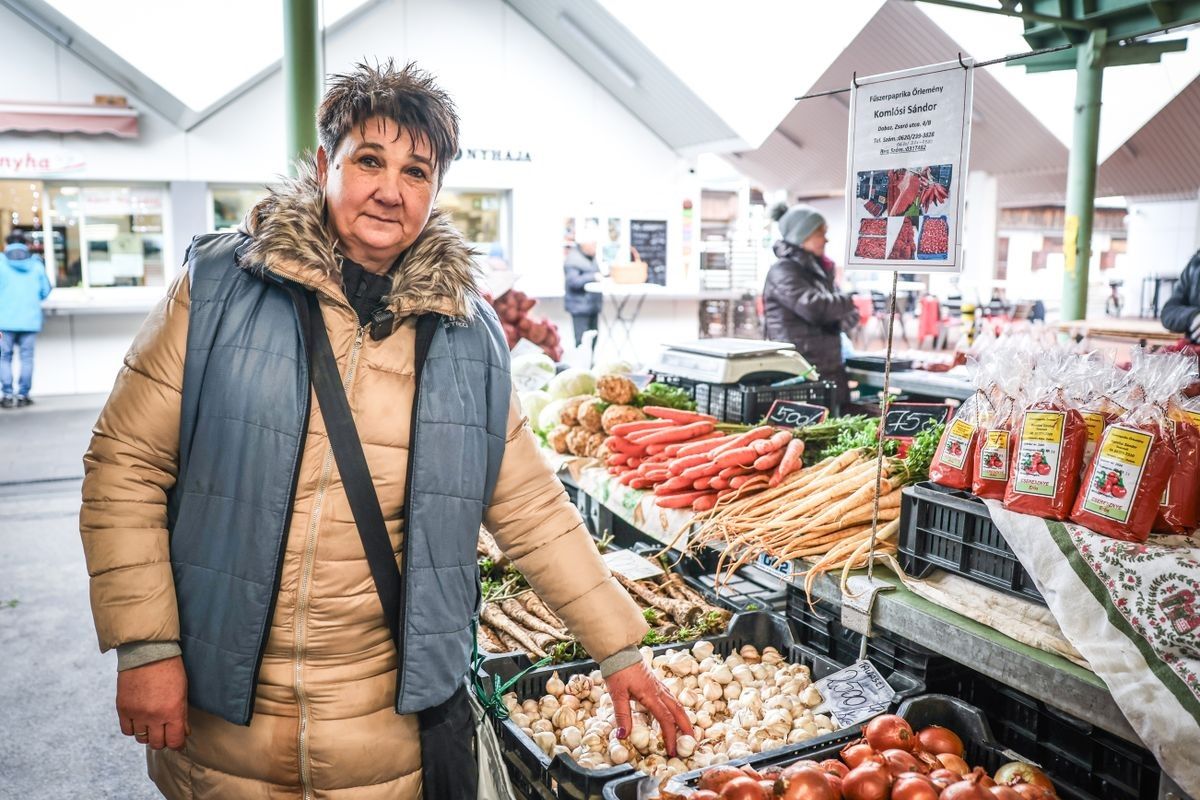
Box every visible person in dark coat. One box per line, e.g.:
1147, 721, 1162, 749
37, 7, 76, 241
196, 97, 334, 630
762, 204, 858, 406
1161, 249, 1200, 344
563, 230, 602, 348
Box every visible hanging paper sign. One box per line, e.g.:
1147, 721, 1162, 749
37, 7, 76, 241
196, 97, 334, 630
882, 402, 951, 440
844, 59, 974, 273
764, 400, 829, 429
813, 660, 897, 727
602, 549, 664, 581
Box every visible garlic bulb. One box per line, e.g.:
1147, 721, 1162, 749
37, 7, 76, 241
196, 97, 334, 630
545, 671, 565, 697
628, 726, 652, 754
731, 664, 754, 686
566, 674, 592, 698
662, 676, 684, 696
710, 665, 734, 685
691, 640, 715, 660
667, 652, 697, 676
607, 741, 630, 764
589, 668, 605, 684
787, 727, 813, 744
581, 731, 604, 751
750, 663, 769, 682
666, 757, 688, 774
702, 680, 723, 702
509, 712, 532, 730
675, 735, 697, 758
683, 675, 699, 690
739, 644, 760, 664
538, 694, 560, 719
559, 694, 581, 711
552, 744, 570, 758
532, 730, 556, 755
722, 680, 742, 701
503, 693, 519, 713
531, 719, 553, 735
677, 687, 700, 709
727, 742, 752, 760
590, 686, 606, 705
694, 710, 713, 730
698, 656, 718, 673
800, 685, 822, 707
814, 714, 834, 731
761, 647, 784, 666
521, 699, 540, 717
705, 722, 728, 742
559, 725, 582, 749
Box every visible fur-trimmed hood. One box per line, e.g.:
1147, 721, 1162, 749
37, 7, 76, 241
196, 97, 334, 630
240, 157, 480, 319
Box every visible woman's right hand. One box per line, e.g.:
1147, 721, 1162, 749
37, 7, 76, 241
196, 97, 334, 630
117, 656, 190, 751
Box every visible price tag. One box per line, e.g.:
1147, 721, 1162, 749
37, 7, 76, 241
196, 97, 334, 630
813, 660, 897, 727
602, 549, 664, 581
765, 400, 829, 429
755, 552, 794, 577
882, 402, 951, 440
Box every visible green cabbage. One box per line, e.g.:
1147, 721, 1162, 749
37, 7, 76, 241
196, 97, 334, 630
547, 368, 596, 400
537, 399, 569, 434
591, 359, 635, 378
519, 390, 552, 429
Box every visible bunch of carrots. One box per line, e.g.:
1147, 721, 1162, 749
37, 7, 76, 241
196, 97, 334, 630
604, 407, 804, 512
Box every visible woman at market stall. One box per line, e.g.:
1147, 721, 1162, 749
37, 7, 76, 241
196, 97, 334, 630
79, 60, 689, 799
762, 203, 859, 406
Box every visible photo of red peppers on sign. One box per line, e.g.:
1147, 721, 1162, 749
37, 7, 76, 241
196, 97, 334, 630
887, 169, 921, 215
919, 216, 950, 257
918, 165, 951, 212
1021, 449, 1053, 476
1093, 468, 1128, 498
859, 217, 887, 236
888, 216, 916, 260
855, 235, 886, 259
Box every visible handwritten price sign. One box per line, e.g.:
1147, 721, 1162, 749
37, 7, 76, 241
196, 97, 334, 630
882, 403, 951, 440
765, 400, 829, 430
813, 660, 897, 727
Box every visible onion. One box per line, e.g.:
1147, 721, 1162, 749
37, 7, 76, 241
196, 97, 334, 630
989, 787, 1024, 800
1011, 784, 1057, 800
840, 741, 878, 769
719, 775, 769, 800
819, 759, 849, 778
941, 779, 991, 800
741, 765, 764, 781
775, 764, 835, 800
865, 714, 915, 752
700, 765, 751, 793
970, 767, 996, 788
693, 792, 720, 800
824, 773, 843, 799
916, 725, 964, 757
892, 773, 940, 800
841, 762, 891, 800
937, 752, 970, 775
930, 768, 961, 789
993, 762, 1055, 792
881, 748, 925, 777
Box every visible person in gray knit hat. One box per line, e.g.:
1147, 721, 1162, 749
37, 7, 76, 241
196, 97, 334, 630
762, 202, 858, 406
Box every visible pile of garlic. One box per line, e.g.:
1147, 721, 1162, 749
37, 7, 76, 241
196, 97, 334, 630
502, 639, 835, 782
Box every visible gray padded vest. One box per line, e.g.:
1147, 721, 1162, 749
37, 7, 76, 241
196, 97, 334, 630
167, 232, 510, 724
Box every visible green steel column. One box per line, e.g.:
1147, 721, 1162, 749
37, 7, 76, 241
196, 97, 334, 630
1061, 30, 1106, 322
283, 0, 321, 174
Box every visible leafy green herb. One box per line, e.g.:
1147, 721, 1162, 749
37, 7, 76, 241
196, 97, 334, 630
548, 640, 588, 663
901, 421, 943, 483
642, 608, 660, 626
744, 602, 760, 612
641, 630, 667, 646
635, 382, 696, 411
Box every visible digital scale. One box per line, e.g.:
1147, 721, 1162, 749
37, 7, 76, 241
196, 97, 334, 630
652, 338, 816, 385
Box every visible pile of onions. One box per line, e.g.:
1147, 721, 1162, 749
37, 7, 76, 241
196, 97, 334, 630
503, 640, 833, 782
683, 715, 1060, 800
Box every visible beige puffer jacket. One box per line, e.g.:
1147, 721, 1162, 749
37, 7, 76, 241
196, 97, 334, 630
80, 166, 648, 799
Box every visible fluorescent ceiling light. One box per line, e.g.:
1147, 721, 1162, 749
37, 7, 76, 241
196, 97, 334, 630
559, 12, 639, 90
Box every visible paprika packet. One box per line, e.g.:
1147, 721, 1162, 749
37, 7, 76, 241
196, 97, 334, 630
1071, 421, 1176, 543
1003, 401, 1088, 520
973, 425, 1013, 499
1155, 411, 1200, 535
930, 394, 982, 490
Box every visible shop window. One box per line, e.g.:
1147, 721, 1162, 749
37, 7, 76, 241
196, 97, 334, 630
995, 236, 1009, 281
1031, 236, 1062, 272
211, 186, 267, 232
46, 184, 166, 288
0, 180, 50, 273
1100, 238, 1126, 271
439, 189, 508, 255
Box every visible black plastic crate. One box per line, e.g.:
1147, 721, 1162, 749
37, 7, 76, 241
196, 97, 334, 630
954, 676, 1161, 800
649, 373, 698, 401
629, 542, 787, 614
603, 694, 1028, 800
899, 481, 1047, 605
784, 583, 968, 692
478, 613, 808, 800
694, 380, 838, 424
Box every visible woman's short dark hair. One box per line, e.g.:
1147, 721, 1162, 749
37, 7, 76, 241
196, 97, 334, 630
318, 60, 459, 186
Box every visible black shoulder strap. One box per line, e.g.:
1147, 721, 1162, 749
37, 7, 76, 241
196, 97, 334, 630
286, 284, 437, 646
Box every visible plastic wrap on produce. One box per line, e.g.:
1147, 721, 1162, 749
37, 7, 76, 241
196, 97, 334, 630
577, 465, 694, 549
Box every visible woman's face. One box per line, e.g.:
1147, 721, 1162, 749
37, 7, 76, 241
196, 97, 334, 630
318, 116, 437, 273
803, 224, 828, 258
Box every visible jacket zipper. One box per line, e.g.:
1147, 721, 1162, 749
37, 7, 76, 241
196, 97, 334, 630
295, 323, 366, 800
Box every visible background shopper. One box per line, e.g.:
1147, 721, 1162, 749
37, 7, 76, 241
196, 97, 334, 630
762, 203, 858, 406
0, 231, 52, 408
1161, 248, 1200, 345
563, 228, 603, 348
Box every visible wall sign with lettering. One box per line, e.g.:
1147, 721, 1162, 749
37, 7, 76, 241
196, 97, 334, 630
765, 400, 828, 429
882, 402, 951, 440
630, 219, 668, 286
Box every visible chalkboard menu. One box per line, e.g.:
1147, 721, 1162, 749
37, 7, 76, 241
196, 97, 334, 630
630, 219, 668, 285
882, 402, 951, 439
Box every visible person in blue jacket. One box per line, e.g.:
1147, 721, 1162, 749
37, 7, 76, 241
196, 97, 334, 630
0, 231, 52, 407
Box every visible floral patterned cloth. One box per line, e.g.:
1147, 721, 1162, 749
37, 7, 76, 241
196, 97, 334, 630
985, 500, 1200, 796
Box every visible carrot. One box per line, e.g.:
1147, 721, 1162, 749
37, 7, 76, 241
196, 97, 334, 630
664, 432, 723, 457
606, 437, 646, 456
711, 426, 774, 457
642, 406, 717, 424
752, 431, 793, 455
610, 419, 672, 437
606, 453, 627, 467
730, 473, 764, 489
710, 477, 730, 491
644, 469, 670, 482
692, 493, 720, 512
692, 476, 714, 490
618, 471, 637, 486
634, 421, 716, 445
681, 462, 722, 481
655, 475, 695, 495
718, 464, 754, 480
627, 456, 641, 469
629, 477, 654, 490
753, 448, 785, 471
778, 440, 805, 477
656, 489, 713, 508
675, 434, 737, 458
645, 443, 668, 455
669, 454, 710, 475
714, 446, 759, 469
